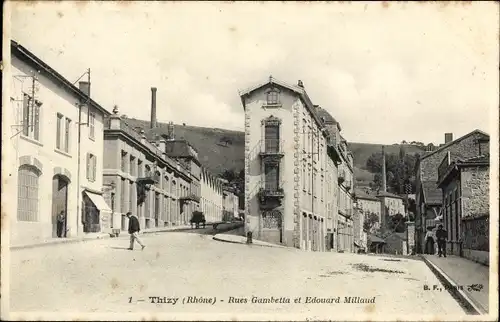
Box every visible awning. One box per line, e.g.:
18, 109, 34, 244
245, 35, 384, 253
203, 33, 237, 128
84, 191, 112, 212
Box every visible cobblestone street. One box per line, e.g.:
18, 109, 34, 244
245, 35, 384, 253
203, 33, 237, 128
8, 231, 467, 320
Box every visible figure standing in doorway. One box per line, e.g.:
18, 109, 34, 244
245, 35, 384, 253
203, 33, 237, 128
436, 224, 447, 258
424, 228, 435, 254
126, 212, 145, 251
57, 211, 66, 238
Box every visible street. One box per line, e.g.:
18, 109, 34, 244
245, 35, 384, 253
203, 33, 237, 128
9, 231, 465, 319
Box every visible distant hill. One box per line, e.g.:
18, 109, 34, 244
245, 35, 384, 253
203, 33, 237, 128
121, 117, 425, 187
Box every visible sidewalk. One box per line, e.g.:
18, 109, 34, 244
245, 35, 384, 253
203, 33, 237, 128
422, 254, 489, 314
10, 225, 194, 250
212, 233, 287, 249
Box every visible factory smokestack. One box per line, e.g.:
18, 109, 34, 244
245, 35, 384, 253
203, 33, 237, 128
381, 145, 387, 193
150, 87, 157, 129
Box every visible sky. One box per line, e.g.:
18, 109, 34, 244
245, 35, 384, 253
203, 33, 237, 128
8, 1, 499, 145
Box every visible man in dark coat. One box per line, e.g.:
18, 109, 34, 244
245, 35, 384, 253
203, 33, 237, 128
126, 212, 145, 251
435, 224, 447, 258
56, 211, 66, 238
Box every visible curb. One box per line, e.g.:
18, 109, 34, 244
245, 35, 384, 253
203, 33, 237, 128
10, 234, 114, 251
421, 255, 487, 315
212, 235, 287, 249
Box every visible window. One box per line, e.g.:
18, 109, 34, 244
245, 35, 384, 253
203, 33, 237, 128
86, 153, 97, 182
121, 151, 127, 172
17, 165, 40, 221
56, 114, 71, 153
266, 90, 279, 105
129, 180, 134, 212
56, 113, 63, 149
64, 118, 71, 153
89, 111, 96, 140
121, 178, 127, 212
130, 156, 136, 176
264, 163, 279, 191
264, 124, 280, 153
138, 160, 143, 177
22, 94, 41, 141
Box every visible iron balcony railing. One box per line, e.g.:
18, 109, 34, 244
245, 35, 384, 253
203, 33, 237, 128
259, 180, 285, 198
259, 139, 285, 156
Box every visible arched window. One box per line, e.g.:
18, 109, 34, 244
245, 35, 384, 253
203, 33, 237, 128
145, 164, 151, 177
171, 180, 176, 196
17, 165, 41, 221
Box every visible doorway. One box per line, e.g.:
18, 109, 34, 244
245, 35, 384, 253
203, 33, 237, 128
52, 175, 69, 238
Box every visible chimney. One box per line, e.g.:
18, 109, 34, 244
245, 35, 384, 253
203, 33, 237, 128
167, 121, 175, 140
150, 87, 157, 129
79, 81, 90, 97
297, 80, 304, 88
381, 146, 387, 193
444, 133, 453, 144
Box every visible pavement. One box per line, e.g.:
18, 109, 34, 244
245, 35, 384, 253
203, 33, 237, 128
9, 221, 244, 250
6, 230, 473, 321
422, 254, 490, 315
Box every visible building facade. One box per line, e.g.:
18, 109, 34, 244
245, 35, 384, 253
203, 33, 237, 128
377, 192, 406, 229
200, 167, 224, 223
103, 109, 194, 233
6, 40, 112, 246
355, 190, 382, 232
240, 77, 348, 251
437, 153, 489, 265
336, 140, 355, 253
414, 130, 490, 254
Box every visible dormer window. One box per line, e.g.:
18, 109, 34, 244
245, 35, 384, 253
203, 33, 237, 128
265, 88, 280, 106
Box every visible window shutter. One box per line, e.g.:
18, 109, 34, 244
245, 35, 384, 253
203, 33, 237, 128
86, 153, 90, 180
22, 94, 30, 136
93, 156, 97, 181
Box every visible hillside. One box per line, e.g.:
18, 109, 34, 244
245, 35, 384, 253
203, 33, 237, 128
121, 117, 425, 187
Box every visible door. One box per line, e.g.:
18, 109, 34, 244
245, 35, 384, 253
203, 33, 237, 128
52, 175, 69, 238
262, 210, 282, 244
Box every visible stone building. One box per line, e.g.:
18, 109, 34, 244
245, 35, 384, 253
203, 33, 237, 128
6, 40, 112, 246
222, 186, 239, 222
376, 191, 406, 229
103, 108, 193, 232
414, 130, 490, 253
336, 139, 355, 253
437, 153, 489, 265
240, 77, 350, 251
355, 189, 382, 232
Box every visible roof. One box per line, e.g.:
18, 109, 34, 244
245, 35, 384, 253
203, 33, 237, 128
422, 181, 442, 205
388, 232, 407, 241
419, 129, 489, 161
376, 191, 404, 200
354, 188, 380, 202
11, 40, 111, 116
437, 154, 490, 188
317, 107, 342, 131
239, 77, 326, 136
368, 235, 386, 243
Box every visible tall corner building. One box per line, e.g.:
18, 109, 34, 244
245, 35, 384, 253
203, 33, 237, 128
240, 77, 354, 251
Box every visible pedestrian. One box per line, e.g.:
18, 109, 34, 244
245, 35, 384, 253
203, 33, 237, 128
126, 212, 145, 251
56, 211, 66, 238
424, 228, 435, 255
436, 224, 447, 258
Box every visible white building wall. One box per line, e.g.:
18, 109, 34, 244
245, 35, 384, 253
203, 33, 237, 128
7, 55, 108, 246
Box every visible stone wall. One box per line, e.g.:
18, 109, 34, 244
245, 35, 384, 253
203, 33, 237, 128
461, 166, 489, 218
421, 132, 489, 182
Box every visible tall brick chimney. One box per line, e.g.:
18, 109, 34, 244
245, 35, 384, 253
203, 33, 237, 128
445, 133, 453, 144
150, 87, 157, 129
79, 81, 90, 97
381, 145, 387, 193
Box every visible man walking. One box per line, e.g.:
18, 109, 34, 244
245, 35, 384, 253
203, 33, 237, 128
435, 224, 447, 258
126, 212, 145, 251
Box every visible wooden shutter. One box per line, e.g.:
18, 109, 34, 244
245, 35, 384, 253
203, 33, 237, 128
22, 94, 30, 136
93, 155, 97, 181
86, 153, 90, 180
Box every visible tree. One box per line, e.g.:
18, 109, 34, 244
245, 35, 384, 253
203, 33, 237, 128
363, 212, 380, 232
388, 213, 407, 233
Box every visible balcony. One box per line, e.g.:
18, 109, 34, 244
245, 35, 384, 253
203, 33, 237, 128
259, 139, 284, 161
137, 173, 160, 186
258, 182, 285, 208
179, 193, 201, 203
338, 172, 345, 184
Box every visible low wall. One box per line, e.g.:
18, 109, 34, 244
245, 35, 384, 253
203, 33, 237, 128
462, 249, 489, 266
